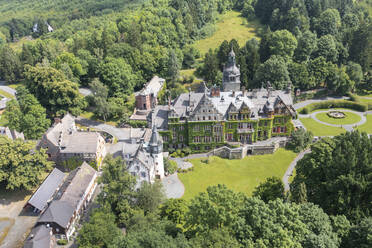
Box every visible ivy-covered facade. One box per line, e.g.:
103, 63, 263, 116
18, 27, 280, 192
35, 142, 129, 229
151, 49, 296, 153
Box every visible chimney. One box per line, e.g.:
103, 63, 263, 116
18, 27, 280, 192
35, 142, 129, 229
54, 118, 61, 125
267, 87, 273, 98
211, 85, 220, 97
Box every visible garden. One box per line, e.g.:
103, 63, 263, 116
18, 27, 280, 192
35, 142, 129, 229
315, 110, 362, 125
178, 148, 297, 200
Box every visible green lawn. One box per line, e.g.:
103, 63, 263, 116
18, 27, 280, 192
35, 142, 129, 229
194, 11, 261, 56
315, 111, 361, 125
356, 115, 372, 134
0, 89, 15, 99
300, 117, 346, 136
178, 148, 297, 200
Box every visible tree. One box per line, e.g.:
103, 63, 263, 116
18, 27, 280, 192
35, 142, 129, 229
346, 62, 364, 88
190, 227, 240, 248
77, 209, 122, 248
291, 132, 372, 222
253, 177, 285, 202
314, 35, 338, 63
167, 49, 180, 82
99, 155, 137, 226
286, 129, 313, 152
308, 56, 332, 87
88, 78, 110, 121
217, 40, 230, 70
288, 61, 313, 90
160, 199, 188, 226
137, 181, 165, 215
197, 49, 220, 85
269, 30, 298, 58
349, 22, 372, 71
326, 66, 354, 95
0, 46, 22, 83
239, 38, 260, 87
186, 184, 245, 233
295, 30, 317, 62
0, 137, 53, 190
23, 65, 85, 116
255, 55, 290, 89
314, 9, 341, 36
182, 45, 199, 69
97, 57, 140, 95
345, 217, 372, 248
52, 52, 87, 82
3, 86, 50, 139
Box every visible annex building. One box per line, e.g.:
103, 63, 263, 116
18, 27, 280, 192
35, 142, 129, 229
149, 48, 296, 152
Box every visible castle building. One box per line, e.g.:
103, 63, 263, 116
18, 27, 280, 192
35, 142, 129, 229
122, 125, 164, 188
222, 48, 241, 92
148, 50, 296, 153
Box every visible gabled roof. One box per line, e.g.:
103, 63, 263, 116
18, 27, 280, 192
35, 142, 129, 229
136, 76, 165, 96
59, 132, 101, 154
23, 225, 53, 248
28, 168, 65, 211
38, 200, 74, 229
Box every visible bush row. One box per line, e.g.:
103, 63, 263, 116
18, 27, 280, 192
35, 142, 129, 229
300, 100, 367, 114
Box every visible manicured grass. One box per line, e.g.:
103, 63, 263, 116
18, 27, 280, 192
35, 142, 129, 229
356, 115, 372, 134
194, 11, 261, 56
300, 117, 346, 136
358, 97, 372, 105
178, 148, 297, 200
6, 83, 20, 89
315, 111, 361, 125
0, 89, 15, 99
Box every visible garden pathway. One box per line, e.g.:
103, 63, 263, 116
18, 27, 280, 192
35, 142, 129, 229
0, 81, 16, 97
161, 173, 185, 199
282, 149, 311, 192
299, 110, 367, 132
293, 96, 349, 110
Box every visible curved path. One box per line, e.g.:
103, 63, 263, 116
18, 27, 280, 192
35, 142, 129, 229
161, 173, 185, 199
75, 117, 127, 140
293, 96, 348, 110
0, 81, 16, 97
283, 149, 311, 191
299, 109, 367, 132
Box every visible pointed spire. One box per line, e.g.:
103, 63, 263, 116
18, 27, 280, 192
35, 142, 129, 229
150, 124, 160, 146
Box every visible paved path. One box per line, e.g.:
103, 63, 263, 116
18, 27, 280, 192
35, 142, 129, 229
161, 173, 185, 199
0, 82, 16, 97
293, 96, 348, 110
75, 117, 127, 140
282, 149, 311, 191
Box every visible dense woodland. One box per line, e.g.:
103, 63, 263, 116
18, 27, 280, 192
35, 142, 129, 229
75, 132, 371, 248
0, 1, 371, 247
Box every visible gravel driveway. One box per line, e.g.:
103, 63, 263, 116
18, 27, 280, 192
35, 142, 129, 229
161, 173, 184, 199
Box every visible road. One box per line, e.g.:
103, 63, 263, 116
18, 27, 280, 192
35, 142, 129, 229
293, 96, 348, 110
75, 117, 127, 140
0, 82, 16, 97
282, 149, 311, 192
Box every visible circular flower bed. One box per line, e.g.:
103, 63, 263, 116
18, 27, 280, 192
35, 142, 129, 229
327, 111, 346, 119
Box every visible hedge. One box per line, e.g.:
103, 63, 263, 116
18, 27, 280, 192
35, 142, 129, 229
300, 100, 367, 114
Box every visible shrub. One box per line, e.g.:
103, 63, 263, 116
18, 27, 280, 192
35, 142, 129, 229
57, 239, 68, 245
164, 158, 178, 175
287, 129, 313, 152
300, 100, 367, 114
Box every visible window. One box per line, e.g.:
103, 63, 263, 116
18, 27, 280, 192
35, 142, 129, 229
179, 126, 184, 131
281, 127, 285, 133
194, 125, 200, 131
163, 136, 168, 142
272, 127, 276, 133
228, 123, 233, 129
205, 136, 211, 142
208, 116, 212, 120
194, 136, 200, 143
264, 131, 267, 137
264, 121, 268, 127
205, 125, 211, 131
238, 123, 243, 129
214, 136, 221, 142
172, 127, 176, 132
247, 123, 252, 129
141, 172, 146, 178
214, 116, 217, 120
203, 116, 205, 120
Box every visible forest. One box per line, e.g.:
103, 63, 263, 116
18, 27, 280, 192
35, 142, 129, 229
0, 1, 371, 247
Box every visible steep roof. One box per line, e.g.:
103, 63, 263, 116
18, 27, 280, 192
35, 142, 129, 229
23, 225, 53, 248
59, 162, 97, 207
27, 168, 65, 211
59, 132, 101, 154
38, 200, 74, 228
45, 114, 76, 147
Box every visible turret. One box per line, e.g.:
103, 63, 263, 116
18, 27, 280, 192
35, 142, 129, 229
222, 47, 241, 92
149, 125, 162, 154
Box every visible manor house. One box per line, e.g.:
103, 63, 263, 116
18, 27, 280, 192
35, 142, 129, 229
149, 48, 296, 152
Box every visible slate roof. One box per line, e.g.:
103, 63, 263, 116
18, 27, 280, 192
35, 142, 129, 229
45, 114, 76, 147
59, 132, 101, 154
27, 168, 65, 211
170, 88, 294, 119
38, 162, 97, 229
59, 162, 97, 207
151, 105, 169, 130
23, 225, 53, 248
38, 200, 74, 229
119, 128, 152, 143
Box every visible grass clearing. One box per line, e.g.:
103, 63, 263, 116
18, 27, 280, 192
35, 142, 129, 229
0, 89, 15, 99
194, 11, 261, 56
315, 111, 361, 125
178, 148, 297, 200
300, 117, 346, 136
356, 115, 372, 134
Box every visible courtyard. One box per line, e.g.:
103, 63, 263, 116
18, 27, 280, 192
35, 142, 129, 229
178, 148, 297, 200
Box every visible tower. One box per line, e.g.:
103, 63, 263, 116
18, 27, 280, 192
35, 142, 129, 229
222, 47, 241, 92
148, 125, 164, 179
